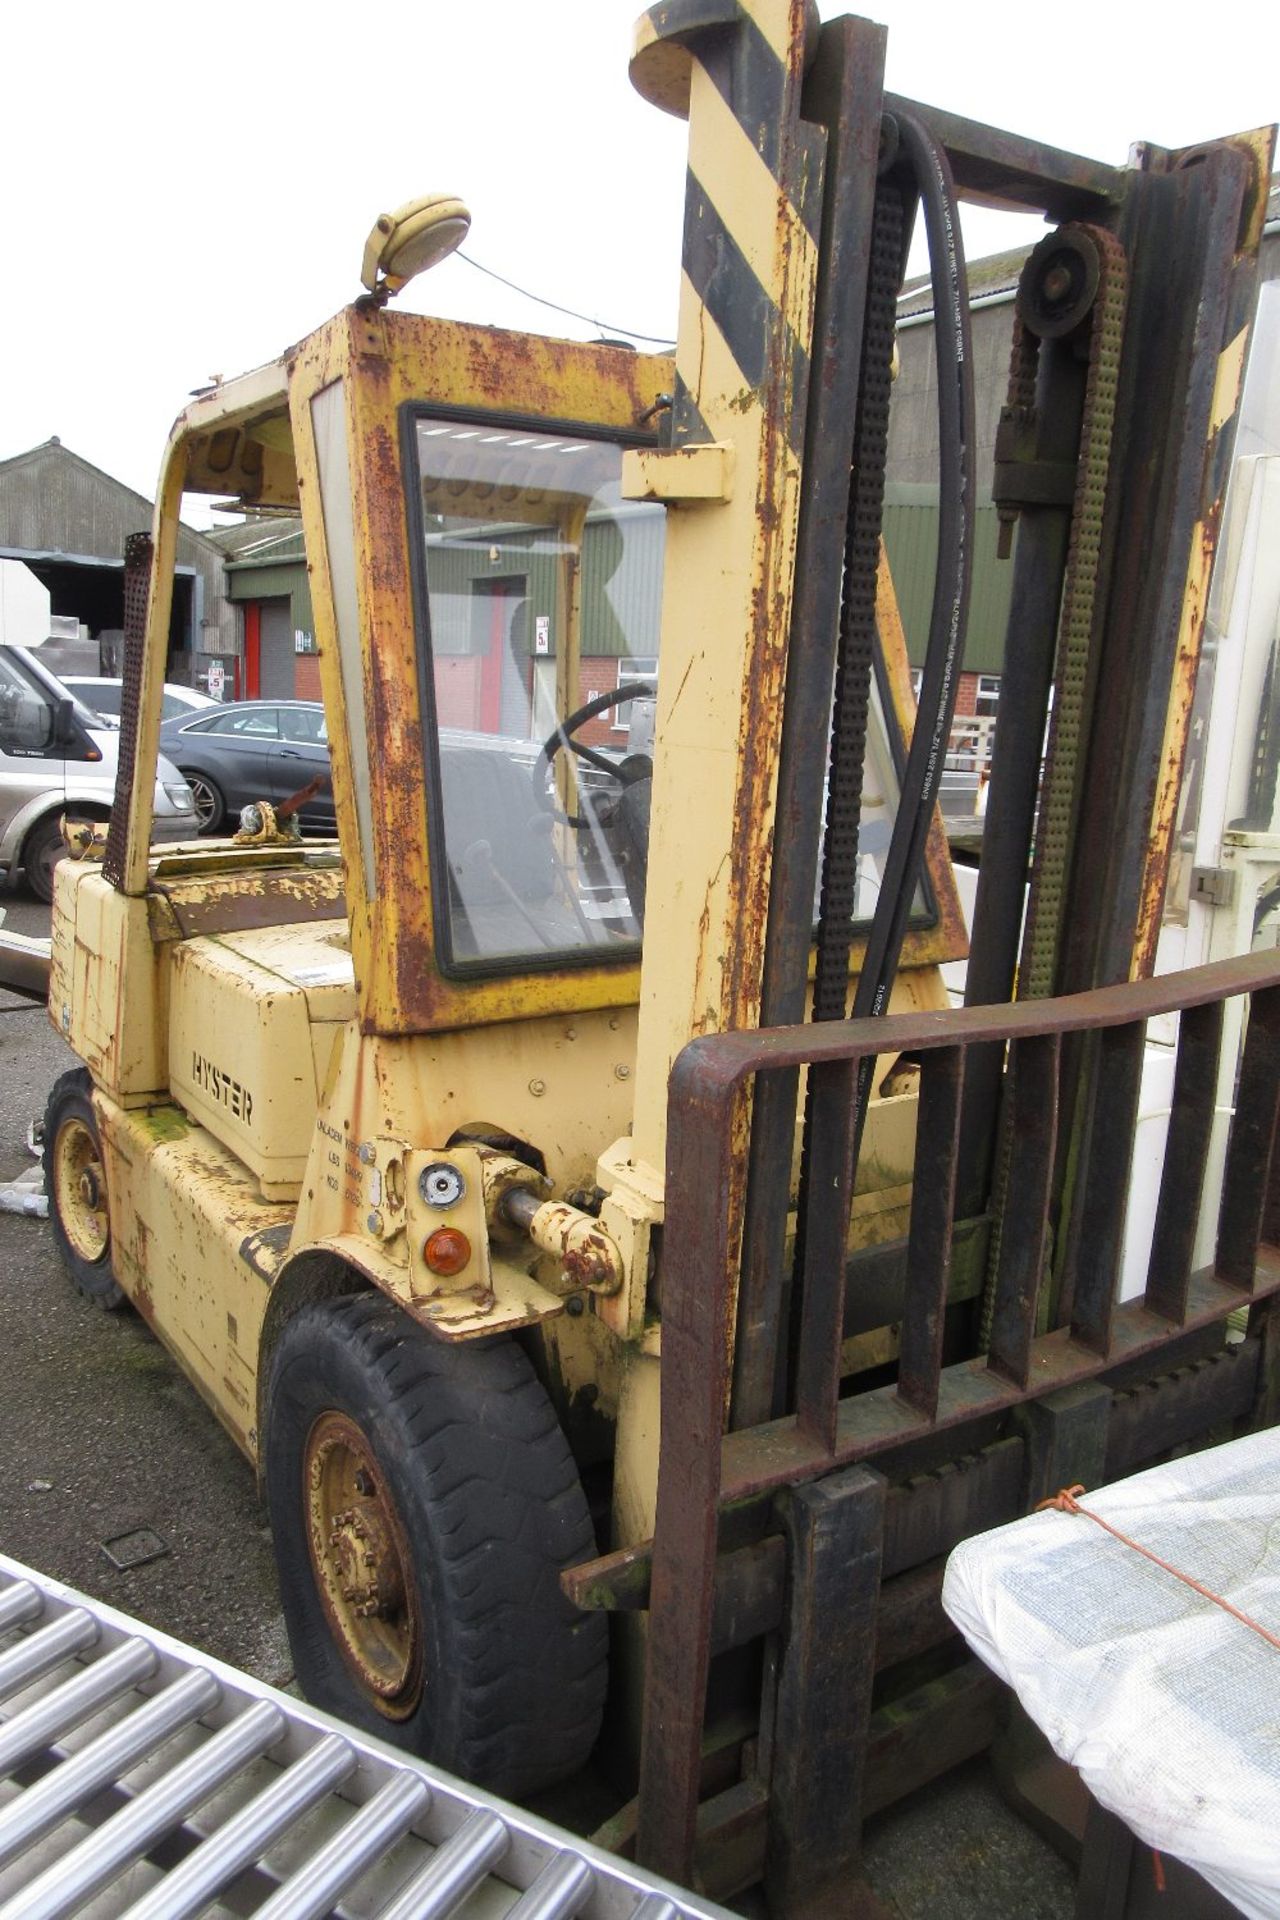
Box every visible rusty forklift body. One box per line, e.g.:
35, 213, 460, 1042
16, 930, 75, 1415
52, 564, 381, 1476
39, 3, 1280, 1910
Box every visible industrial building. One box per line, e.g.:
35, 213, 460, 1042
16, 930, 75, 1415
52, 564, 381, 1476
0, 437, 235, 688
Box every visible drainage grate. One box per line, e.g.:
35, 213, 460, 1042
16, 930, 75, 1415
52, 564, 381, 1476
99, 1531, 169, 1574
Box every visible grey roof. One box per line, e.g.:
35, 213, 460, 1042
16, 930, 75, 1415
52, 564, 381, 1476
898, 244, 1030, 320
0, 438, 220, 555
205, 515, 306, 568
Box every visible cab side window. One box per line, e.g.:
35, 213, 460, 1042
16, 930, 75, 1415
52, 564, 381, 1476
0, 654, 55, 756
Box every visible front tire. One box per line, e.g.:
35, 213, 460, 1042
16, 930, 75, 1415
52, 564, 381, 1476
265, 1294, 606, 1797
44, 1068, 124, 1310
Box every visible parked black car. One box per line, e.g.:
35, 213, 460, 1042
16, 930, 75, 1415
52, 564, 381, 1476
158, 700, 334, 835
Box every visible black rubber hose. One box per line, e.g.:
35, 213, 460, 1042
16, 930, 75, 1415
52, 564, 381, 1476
851, 111, 975, 1028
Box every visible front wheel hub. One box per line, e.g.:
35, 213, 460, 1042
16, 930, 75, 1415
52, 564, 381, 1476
304, 1411, 423, 1716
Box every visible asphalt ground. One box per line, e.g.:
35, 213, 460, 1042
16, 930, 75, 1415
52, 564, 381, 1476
0, 877, 1074, 1918
0, 886, 292, 1692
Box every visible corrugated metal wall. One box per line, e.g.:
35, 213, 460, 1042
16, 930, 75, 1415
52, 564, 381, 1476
581, 506, 664, 659
882, 487, 1011, 677
422, 505, 664, 661
227, 493, 1009, 682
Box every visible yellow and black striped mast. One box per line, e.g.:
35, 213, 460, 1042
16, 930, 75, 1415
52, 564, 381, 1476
622, 0, 824, 1187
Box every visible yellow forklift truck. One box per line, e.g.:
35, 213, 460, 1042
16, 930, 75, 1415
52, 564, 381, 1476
40, 3, 1280, 1908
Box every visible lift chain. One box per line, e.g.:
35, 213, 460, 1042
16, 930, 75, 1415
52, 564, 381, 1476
1017, 224, 1128, 1001
811, 179, 905, 1022
993, 291, 1043, 557
980, 224, 1127, 1348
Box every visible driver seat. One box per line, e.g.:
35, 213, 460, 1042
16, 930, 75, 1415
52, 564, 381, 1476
438, 747, 558, 908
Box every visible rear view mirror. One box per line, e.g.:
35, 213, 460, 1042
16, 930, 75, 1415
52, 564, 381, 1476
53, 697, 77, 748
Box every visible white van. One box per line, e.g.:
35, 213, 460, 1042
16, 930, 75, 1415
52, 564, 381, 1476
59, 676, 218, 727
0, 647, 199, 901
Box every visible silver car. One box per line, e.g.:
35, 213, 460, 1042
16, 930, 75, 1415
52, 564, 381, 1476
59, 676, 218, 728
0, 647, 199, 901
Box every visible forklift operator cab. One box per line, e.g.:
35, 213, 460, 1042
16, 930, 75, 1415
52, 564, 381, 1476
85, 300, 954, 1060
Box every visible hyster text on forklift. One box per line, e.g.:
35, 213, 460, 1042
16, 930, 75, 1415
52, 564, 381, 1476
38, 2, 1280, 1910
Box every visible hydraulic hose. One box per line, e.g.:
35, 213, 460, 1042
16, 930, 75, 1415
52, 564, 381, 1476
851, 111, 974, 1026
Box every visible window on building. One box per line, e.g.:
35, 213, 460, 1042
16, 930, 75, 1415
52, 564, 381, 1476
614, 656, 658, 730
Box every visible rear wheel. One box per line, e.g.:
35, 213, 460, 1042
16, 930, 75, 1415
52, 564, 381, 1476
265, 1294, 606, 1797
182, 771, 224, 833
23, 815, 68, 904
44, 1068, 124, 1310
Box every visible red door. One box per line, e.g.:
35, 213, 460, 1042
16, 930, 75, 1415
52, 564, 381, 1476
478, 583, 509, 735
243, 603, 262, 699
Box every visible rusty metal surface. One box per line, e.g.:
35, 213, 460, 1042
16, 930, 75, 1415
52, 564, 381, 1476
986, 1033, 1059, 1388
956, 323, 1084, 1213
893, 1047, 963, 1422
1215, 985, 1280, 1290
1060, 144, 1255, 995
1104, 1344, 1260, 1481
1062, 1020, 1145, 1351
719, 1263, 1279, 1504
734, 13, 889, 1434
676, 950, 1280, 1094
287, 306, 664, 1043
764, 1466, 884, 1913
632, 0, 825, 1876
1144, 998, 1223, 1322
882, 94, 1124, 217
635, 948, 1280, 1888
148, 861, 346, 940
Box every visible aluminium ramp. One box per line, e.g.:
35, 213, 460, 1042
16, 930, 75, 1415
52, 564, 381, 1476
0, 1552, 729, 1920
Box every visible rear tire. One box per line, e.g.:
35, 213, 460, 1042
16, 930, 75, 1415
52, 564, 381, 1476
44, 1068, 124, 1310
23, 815, 68, 905
183, 771, 224, 834
265, 1294, 606, 1797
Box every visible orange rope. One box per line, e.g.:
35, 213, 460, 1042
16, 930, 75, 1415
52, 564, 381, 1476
1035, 1485, 1280, 1653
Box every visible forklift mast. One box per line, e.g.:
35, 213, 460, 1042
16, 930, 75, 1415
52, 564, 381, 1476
561, 3, 1280, 1906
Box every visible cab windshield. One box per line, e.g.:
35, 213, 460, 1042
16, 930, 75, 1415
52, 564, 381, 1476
410, 414, 659, 973
409, 411, 925, 977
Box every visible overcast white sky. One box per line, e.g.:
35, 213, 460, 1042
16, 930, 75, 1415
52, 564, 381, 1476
1, 0, 1275, 529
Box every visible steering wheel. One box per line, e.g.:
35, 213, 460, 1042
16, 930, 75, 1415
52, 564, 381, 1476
533, 682, 654, 828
